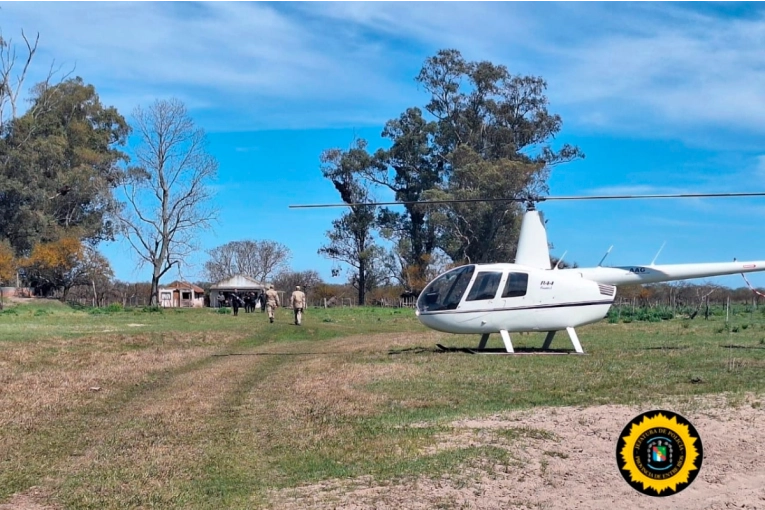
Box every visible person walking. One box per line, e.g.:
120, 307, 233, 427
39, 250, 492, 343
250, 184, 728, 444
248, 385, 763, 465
290, 285, 306, 326
231, 290, 241, 316
265, 284, 280, 323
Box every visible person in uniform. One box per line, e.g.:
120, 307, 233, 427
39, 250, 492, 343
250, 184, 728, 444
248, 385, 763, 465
265, 284, 280, 323
290, 285, 306, 325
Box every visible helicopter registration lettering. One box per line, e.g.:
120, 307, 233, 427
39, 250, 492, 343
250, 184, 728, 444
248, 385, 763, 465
628, 267, 647, 273
540, 280, 554, 289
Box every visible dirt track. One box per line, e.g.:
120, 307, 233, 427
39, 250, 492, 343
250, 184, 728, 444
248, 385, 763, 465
269, 397, 765, 510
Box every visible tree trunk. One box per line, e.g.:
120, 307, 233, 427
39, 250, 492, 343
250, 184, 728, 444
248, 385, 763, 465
358, 260, 366, 306
150, 274, 161, 306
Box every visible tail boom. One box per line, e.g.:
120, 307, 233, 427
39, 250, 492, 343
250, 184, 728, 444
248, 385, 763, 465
564, 261, 765, 286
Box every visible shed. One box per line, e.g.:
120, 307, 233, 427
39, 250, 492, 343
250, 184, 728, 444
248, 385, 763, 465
209, 275, 268, 308
158, 281, 205, 308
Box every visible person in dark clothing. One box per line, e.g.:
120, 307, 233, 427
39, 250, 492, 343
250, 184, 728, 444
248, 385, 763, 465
231, 290, 241, 316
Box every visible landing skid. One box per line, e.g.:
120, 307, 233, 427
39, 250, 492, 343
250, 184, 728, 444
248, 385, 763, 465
436, 328, 585, 355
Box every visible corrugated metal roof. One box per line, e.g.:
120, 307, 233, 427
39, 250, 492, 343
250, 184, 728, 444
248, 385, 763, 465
159, 280, 205, 293
209, 274, 268, 290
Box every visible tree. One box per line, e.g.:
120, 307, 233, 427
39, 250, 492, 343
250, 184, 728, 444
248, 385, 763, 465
363, 108, 441, 292
0, 29, 39, 134
118, 98, 218, 305
273, 269, 323, 295
21, 237, 111, 301
420, 50, 583, 263
83, 247, 114, 307
204, 240, 291, 283
0, 77, 129, 256
318, 139, 384, 306
0, 240, 16, 309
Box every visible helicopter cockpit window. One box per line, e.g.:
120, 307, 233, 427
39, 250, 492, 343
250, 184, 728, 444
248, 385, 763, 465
417, 265, 475, 312
466, 271, 503, 301
502, 272, 528, 298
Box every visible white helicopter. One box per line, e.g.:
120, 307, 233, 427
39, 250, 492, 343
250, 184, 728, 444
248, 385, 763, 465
292, 192, 765, 354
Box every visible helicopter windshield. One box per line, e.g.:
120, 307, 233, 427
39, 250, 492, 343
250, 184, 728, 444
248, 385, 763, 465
417, 265, 475, 312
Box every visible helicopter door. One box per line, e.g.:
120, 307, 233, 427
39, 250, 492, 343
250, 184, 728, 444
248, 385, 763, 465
501, 272, 529, 306
464, 271, 503, 309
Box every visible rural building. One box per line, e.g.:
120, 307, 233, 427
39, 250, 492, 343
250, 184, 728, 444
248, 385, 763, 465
158, 281, 205, 308
209, 274, 268, 308
0, 287, 32, 298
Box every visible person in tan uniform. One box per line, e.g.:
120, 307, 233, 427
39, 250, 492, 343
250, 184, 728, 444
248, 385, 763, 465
290, 285, 306, 325
265, 284, 280, 323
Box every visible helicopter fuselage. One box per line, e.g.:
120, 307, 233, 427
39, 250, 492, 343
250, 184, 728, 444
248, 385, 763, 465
291, 194, 765, 353
415, 263, 615, 334
415, 259, 765, 335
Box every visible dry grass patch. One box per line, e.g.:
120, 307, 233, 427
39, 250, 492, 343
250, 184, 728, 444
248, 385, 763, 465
0, 333, 223, 432
0, 329, 254, 507
54, 353, 264, 508
245, 350, 422, 448
267, 395, 765, 510
0, 487, 59, 510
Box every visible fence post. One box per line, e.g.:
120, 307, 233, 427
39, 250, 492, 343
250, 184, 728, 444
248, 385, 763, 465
726, 296, 730, 323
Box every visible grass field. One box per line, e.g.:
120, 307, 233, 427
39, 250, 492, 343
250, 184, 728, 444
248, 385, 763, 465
1, 300, 764, 508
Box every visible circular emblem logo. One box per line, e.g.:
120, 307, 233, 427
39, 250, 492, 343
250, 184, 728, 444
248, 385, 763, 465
616, 410, 703, 496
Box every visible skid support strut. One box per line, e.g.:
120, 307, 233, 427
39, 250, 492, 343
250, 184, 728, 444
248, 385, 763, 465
475, 330, 514, 353
541, 328, 584, 354
438, 329, 585, 355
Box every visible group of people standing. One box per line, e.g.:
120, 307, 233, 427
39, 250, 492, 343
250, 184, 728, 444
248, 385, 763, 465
217, 290, 263, 316
218, 285, 306, 325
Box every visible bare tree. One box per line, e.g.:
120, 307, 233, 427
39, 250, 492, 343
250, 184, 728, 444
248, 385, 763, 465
273, 269, 323, 295
119, 98, 219, 305
204, 242, 238, 283
255, 240, 291, 282
0, 29, 38, 132
690, 283, 724, 320
204, 239, 291, 283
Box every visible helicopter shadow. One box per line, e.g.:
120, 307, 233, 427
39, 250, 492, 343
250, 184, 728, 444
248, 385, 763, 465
388, 346, 440, 355
720, 344, 765, 350
387, 344, 583, 355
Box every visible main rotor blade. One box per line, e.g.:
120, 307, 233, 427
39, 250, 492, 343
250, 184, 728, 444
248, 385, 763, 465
289, 191, 765, 209
544, 192, 765, 201
288, 197, 526, 208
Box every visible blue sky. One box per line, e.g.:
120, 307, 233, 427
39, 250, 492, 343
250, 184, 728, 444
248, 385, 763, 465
4, 2, 765, 288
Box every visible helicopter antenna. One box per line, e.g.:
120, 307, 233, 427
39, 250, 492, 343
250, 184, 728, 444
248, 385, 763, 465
598, 245, 613, 267
650, 241, 666, 266
553, 251, 568, 270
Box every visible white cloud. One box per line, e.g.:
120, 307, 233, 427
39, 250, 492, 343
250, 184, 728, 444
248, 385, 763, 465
3, 2, 765, 144
0, 2, 416, 130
